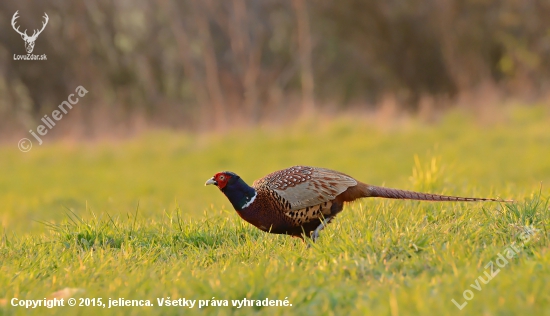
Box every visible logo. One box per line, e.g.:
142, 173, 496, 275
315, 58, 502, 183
11, 10, 48, 60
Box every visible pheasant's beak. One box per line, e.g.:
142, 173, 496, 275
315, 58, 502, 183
205, 177, 217, 186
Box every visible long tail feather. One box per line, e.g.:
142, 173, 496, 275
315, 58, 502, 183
366, 185, 512, 202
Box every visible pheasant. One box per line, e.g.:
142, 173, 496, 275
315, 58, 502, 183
205, 166, 509, 242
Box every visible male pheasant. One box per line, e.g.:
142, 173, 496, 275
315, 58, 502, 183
205, 166, 508, 241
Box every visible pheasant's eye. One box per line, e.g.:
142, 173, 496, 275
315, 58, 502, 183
219, 175, 225, 181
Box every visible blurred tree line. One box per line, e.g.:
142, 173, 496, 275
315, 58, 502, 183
0, 0, 549, 135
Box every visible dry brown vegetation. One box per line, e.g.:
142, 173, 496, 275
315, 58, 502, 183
0, 0, 549, 139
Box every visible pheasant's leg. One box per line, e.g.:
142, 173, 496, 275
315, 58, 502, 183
311, 216, 333, 242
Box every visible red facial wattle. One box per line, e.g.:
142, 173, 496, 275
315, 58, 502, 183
214, 172, 231, 189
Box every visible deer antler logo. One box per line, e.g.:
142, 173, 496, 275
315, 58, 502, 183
11, 11, 49, 54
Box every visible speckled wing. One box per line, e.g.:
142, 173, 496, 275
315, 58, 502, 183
253, 166, 357, 211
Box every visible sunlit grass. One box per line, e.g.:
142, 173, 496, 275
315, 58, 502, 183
0, 105, 549, 315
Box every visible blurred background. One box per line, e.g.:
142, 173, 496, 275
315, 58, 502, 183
1, 0, 550, 140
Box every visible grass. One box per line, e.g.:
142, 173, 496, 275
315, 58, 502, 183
1, 105, 550, 315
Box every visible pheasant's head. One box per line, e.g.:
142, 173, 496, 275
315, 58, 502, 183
204, 171, 236, 189
205, 171, 257, 211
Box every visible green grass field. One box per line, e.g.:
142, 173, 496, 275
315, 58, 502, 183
1, 106, 550, 315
